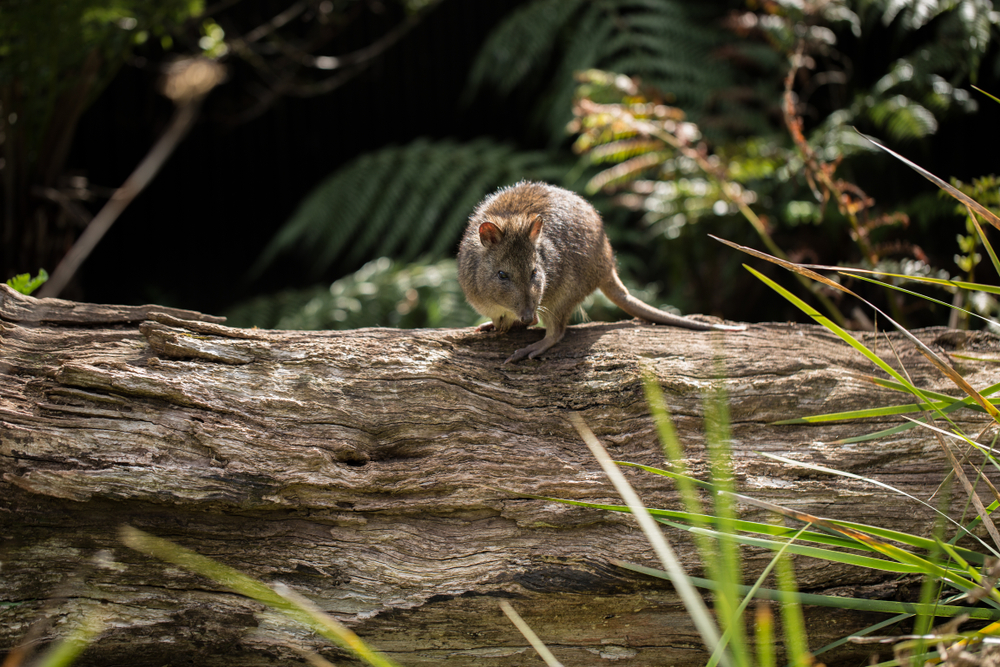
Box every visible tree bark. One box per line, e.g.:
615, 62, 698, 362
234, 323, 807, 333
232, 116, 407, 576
2, 283, 999, 666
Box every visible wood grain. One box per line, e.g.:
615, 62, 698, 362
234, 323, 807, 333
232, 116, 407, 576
2, 283, 998, 666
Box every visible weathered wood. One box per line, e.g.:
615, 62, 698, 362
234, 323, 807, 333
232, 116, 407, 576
2, 282, 998, 666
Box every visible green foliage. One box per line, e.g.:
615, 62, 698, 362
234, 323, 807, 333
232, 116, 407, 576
721, 154, 1000, 657
0, 0, 202, 159
566, 397, 1000, 663
807, 0, 995, 150
567, 389, 815, 666
227, 257, 479, 330
951, 174, 1000, 276
252, 138, 568, 281
463, 0, 755, 141
564, 0, 999, 326
5, 269, 49, 295
251, 0, 797, 309
254, 0, 999, 329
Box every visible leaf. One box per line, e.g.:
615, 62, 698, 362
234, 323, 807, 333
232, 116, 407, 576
5, 269, 49, 295
967, 203, 1000, 279
759, 452, 1000, 560
834, 269, 1000, 296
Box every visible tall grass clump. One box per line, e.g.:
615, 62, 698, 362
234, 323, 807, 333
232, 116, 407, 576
559, 365, 1000, 665
696, 132, 1000, 663
559, 154, 1000, 655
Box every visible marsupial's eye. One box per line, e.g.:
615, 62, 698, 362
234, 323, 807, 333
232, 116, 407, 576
497, 270, 509, 281
530, 269, 537, 279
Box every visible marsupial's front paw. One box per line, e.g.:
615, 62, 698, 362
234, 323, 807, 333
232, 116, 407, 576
475, 322, 497, 333
503, 337, 556, 364
504, 346, 533, 364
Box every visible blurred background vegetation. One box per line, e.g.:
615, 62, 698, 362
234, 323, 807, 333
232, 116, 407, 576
3, 0, 999, 331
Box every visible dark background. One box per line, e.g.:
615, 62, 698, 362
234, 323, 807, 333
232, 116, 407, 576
69, 0, 534, 314
33, 0, 1000, 321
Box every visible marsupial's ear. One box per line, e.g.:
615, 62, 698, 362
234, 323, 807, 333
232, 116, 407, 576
478, 221, 503, 248
528, 214, 543, 241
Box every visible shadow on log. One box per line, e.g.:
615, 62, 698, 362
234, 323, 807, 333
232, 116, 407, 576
2, 283, 999, 666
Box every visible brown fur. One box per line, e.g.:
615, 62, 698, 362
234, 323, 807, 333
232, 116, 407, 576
457, 181, 744, 363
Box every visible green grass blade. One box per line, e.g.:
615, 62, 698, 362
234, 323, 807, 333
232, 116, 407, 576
524, 483, 994, 569
824, 381, 999, 441
545, 457, 998, 562
832, 416, 958, 444
848, 273, 1000, 327
612, 461, 716, 490
809, 613, 911, 660
902, 414, 1000, 464
642, 373, 706, 517
611, 560, 1000, 620
968, 205, 1000, 279
724, 241, 999, 419
856, 130, 1000, 231
569, 415, 729, 666
973, 85, 1000, 106
665, 520, 923, 574
773, 399, 955, 424
499, 601, 564, 667
778, 378, 1000, 427
743, 265, 921, 392
707, 493, 991, 592
774, 521, 810, 667
951, 354, 1000, 363
31, 611, 104, 667
874, 378, 1000, 404
541, 491, 903, 555
936, 539, 976, 580
611, 461, 962, 554
760, 452, 1000, 558
955, 500, 1000, 543
719, 258, 1000, 297
824, 518, 993, 567
700, 378, 749, 667
754, 602, 775, 667
120, 526, 403, 667
706, 525, 812, 667
850, 537, 979, 593
833, 268, 1000, 295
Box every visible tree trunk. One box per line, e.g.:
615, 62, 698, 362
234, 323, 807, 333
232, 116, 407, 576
2, 283, 998, 666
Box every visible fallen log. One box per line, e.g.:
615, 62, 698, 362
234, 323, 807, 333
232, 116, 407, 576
2, 283, 998, 666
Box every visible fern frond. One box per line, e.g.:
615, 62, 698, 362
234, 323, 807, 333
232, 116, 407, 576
469, 0, 745, 140
588, 138, 664, 165
462, 0, 587, 102
252, 146, 399, 279
532, 3, 611, 143
252, 138, 567, 279
344, 139, 439, 265
588, 152, 666, 192
867, 95, 938, 141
